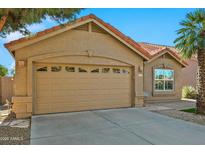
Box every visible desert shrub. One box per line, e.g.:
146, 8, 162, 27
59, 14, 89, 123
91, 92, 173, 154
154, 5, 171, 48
182, 86, 197, 99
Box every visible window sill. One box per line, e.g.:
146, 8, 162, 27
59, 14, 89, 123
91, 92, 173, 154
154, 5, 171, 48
152, 90, 176, 97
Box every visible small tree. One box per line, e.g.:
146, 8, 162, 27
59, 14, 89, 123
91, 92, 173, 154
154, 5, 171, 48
0, 8, 82, 37
0, 64, 8, 77
174, 9, 205, 114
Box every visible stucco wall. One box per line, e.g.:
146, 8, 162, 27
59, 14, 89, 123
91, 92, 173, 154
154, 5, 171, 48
180, 59, 197, 88
144, 53, 183, 103
13, 27, 145, 117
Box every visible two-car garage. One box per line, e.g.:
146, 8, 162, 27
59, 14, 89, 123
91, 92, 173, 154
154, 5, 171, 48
6, 14, 147, 118
35, 64, 133, 114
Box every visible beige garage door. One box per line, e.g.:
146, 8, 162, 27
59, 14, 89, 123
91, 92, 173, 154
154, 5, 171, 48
35, 64, 132, 114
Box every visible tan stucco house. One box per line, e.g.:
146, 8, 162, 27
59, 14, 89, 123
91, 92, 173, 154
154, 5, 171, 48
4, 14, 187, 118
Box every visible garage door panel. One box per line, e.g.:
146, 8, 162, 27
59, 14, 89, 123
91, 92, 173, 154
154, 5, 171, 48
36, 88, 130, 97
37, 75, 130, 80
49, 92, 130, 99
37, 94, 130, 103
49, 78, 130, 85
37, 84, 130, 91
37, 76, 130, 83
49, 104, 129, 114
37, 93, 131, 99
45, 89, 130, 97
39, 79, 130, 87
37, 69, 130, 76
35, 64, 132, 114
37, 90, 130, 98
53, 83, 129, 90
36, 99, 131, 107
36, 91, 52, 97
37, 96, 131, 104
37, 101, 131, 110
49, 100, 131, 113
35, 104, 51, 114
37, 87, 130, 93
36, 100, 131, 113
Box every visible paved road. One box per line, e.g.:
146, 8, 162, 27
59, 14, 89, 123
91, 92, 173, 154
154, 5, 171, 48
31, 108, 205, 145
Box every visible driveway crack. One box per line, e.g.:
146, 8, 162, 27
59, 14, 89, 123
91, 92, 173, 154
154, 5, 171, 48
92, 111, 154, 145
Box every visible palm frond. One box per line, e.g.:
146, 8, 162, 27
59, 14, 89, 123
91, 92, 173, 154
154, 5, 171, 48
175, 9, 205, 58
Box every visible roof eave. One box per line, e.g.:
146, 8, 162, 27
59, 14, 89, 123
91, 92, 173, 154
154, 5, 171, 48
4, 44, 15, 59
4, 14, 151, 61
145, 48, 187, 67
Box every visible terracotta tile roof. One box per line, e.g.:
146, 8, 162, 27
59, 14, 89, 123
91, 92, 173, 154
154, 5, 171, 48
4, 15, 93, 48
4, 14, 151, 59
4, 14, 187, 66
138, 42, 165, 55
138, 42, 188, 65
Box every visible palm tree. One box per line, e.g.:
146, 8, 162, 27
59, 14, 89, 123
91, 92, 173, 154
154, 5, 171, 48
174, 9, 205, 114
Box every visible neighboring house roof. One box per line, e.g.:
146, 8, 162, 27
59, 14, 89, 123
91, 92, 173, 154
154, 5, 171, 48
4, 14, 187, 66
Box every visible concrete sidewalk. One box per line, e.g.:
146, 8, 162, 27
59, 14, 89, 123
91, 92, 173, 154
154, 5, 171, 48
31, 108, 205, 145
143, 100, 196, 111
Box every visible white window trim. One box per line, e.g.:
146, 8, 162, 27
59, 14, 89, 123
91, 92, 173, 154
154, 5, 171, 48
154, 69, 174, 92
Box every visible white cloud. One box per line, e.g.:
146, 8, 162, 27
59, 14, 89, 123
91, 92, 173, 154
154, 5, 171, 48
3, 24, 45, 43
9, 61, 15, 69
28, 24, 46, 33
3, 17, 58, 43
3, 31, 23, 42
44, 17, 53, 23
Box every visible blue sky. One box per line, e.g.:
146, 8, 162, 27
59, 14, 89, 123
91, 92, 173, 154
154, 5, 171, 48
0, 8, 196, 73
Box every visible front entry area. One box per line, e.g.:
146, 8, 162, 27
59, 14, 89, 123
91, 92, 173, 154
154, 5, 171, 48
34, 63, 133, 114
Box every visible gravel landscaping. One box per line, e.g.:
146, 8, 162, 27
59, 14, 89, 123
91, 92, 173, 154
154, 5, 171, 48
0, 108, 31, 145
0, 125, 30, 145
153, 109, 205, 126
144, 100, 205, 126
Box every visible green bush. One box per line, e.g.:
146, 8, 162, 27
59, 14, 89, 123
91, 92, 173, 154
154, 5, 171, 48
181, 108, 196, 113
182, 86, 197, 99
0, 64, 8, 77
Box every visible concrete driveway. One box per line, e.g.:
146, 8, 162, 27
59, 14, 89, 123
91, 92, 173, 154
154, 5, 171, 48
31, 108, 205, 145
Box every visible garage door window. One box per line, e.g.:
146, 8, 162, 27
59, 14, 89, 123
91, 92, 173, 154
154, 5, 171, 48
79, 67, 87, 72
91, 68, 99, 73
102, 68, 110, 73
113, 68, 120, 74
65, 66, 75, 72
37, 67, 47, 72
51, 66, 62, 72
122, 69, 129, 74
